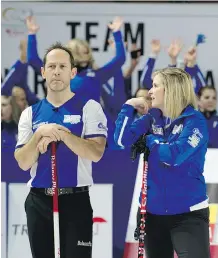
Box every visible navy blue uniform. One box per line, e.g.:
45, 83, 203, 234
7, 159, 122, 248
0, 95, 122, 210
202, 110, 218, 148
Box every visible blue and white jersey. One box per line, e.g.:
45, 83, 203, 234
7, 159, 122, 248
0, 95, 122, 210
16, 95, 107, 188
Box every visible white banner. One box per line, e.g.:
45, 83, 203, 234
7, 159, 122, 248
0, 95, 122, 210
90, 184, 113, 258
8, 183, 112, 258
1, 2, 218, 100
1, 182, 7, 258
204, 149, 218, 184
8, 184, 31, 258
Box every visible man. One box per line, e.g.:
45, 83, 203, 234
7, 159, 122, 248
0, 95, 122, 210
14, 42, 107, 258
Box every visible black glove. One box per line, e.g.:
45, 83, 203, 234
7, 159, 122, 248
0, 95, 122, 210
134, 227, 139, 241
134, 206, 141, 240
131, 134, 147, 161
130, 49, 142, 59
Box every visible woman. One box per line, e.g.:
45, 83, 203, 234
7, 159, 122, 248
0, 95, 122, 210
198, 86, 218, 148
12, 86, 28, 112
114, 67, 210, 258
1, 95, 26, 182
1, 94, 22, 151
1, 95, 21, 136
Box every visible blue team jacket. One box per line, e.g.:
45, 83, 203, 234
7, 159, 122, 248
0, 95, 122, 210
203, 111, 218, 148
114, 104, 209, 215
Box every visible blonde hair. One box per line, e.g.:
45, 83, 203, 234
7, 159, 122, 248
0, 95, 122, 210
11, 86, 26, 123
66, 39, 96, 68
153, 67, 197, 120
12, 86, 25, 97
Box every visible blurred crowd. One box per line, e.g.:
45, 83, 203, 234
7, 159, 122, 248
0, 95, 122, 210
1, 16, 218, 181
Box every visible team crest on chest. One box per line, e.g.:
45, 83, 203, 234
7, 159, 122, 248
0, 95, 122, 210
63, 115, 81, 124
152, 125, 163, 135
172, 124, 183, 135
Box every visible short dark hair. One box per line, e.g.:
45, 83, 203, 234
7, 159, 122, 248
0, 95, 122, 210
43, 42, 75, 68
198, 85, 217, 97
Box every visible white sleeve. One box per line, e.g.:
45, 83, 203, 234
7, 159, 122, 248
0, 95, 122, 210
83, 100, 108, 139
16, 107, 33, 149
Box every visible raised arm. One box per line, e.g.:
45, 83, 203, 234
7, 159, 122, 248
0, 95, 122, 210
94, 17, 126, 84
123, 43, 141, 79
167, 39, 183, 67
1, 60, 28, 96
101, 39, 128, 117
184, 47, 206, 95
140, 39, 161, 90
26, 16, 43, 74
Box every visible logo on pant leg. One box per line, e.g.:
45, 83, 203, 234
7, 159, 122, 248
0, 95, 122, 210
77, 241, 92, 247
